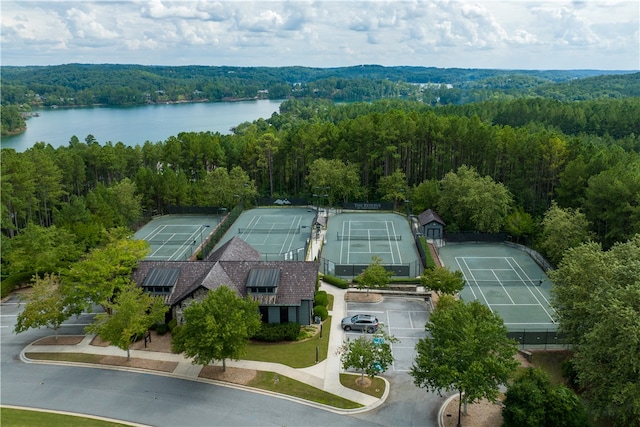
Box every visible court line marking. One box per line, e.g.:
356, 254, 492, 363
491, 269, 516, 304
505, 258, 555, 322
507, 257, 553, 306
458, 256, 556, 324
458, 257, 493, 311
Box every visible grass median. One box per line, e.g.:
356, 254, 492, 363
23, 316, 384, 410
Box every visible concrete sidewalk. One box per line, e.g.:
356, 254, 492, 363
21, 288, 387, 414
21, 218, 388, 413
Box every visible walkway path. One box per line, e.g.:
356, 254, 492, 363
21, 225, 386, 413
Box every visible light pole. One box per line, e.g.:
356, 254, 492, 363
404, 199, 411, 217
200, 225, 210, 257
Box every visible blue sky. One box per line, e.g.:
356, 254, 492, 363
1, 1, 638, 70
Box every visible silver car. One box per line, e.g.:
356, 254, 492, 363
341, 314, 379, 333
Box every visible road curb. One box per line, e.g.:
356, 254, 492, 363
438, 393, 459, 427
20, 346, 387, 416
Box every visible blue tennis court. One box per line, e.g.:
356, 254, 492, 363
214, 207, 317, 260
321, 213, 422, 277
438, 243, 557, 331
134, 215, 218, 261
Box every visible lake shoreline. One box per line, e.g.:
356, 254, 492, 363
1, 99, 284, 152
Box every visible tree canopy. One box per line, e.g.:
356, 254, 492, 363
410, 295, 518, 427
171, 286, 261, 371
420, 266, 465, 295
14, 273, 72, 338
550, 235, 640, 426
86, 282, 168, 360
355, 256, 392, 294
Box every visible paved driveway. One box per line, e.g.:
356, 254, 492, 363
344, 296, 430, 372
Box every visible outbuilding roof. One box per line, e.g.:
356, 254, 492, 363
417, 209, 446, 227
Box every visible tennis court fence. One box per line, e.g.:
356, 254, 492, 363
319, 258, 420, 278
336, 233, 402, 241
508, 329, 567, 349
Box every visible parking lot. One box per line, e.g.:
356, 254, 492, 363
344, 297, 430, 372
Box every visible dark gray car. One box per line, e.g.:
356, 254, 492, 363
341, 314, 379, 333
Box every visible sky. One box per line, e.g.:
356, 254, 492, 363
1, 1, 638, 70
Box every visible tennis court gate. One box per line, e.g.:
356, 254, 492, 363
319, 258, 420, 279
508, 330, 568, 349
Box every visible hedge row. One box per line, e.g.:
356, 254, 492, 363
419, 236, 437, 269
321, 274, 350, 289
252, 322, 301, 342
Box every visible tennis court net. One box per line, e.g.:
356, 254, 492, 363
145, 239, 197, 245
336, 233, 402, 241
238, 227, 301, 234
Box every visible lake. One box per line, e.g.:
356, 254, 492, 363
0, 99, 283, 152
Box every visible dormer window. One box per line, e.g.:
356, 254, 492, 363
246, 268, 280, 295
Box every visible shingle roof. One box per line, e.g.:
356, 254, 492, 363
131, 237, 318, 308
418, 209, 445, 227
206, 236, 260, 262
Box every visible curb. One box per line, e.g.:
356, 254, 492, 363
0, 404, 151, 427
438, 393, 459, 427
20, 345, 387, 416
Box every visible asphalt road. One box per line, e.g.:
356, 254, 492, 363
1, 295, 445, 426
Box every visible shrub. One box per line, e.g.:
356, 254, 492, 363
1, 272, 32, 298
503, 368, 589, 427
322, 274, 349, 289
313, 305, 328, 321
167, 318, 178, 333
420, 237, 436, 269
252, 322, 301, 342
314, 290, 329, 307
156, 323, 169, 335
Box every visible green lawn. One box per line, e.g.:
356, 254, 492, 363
340, 373, 386, 399
22, 315, 382, 409
244, 317, 331, 368
249, 372, 362, 409
0, 407, 132, 427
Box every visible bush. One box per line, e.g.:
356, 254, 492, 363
314, 290, 328, 307
156, 323, 169, 335
313, 305, 328, 321
1, 272, 32, 298
420, 237, 436, 269
167, 318, 178, 333
322, 274, 349, 289
252, 322, 301, 342
503, 368, 589, 427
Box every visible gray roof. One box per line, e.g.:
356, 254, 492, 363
418, 209, 445, 227
131, 237, 318, 308
206, 236, 260, 262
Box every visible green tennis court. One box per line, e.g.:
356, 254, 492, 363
134, 214, 219, 261
438, 243, 557, 331
214, 207, 317, 260
322, 212, 421, 277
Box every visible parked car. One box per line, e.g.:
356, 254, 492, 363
341, 314, 379, 333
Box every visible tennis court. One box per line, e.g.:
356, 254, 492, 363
322, 213, 421, 277
134, 214, 219, 261
438, 243, 557, 331
214, 207, 317, 261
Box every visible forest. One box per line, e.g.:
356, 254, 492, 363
1, 64, 638, 114
2, 95, 639, 254
2, 65, 640, 425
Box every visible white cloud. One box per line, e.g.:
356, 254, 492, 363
0, 0, 637, 69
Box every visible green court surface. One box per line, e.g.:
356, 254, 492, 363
214, 207, 317, 261
438, 243, 557, 331
322, 212, 421, 277
134, 214, 220, 261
